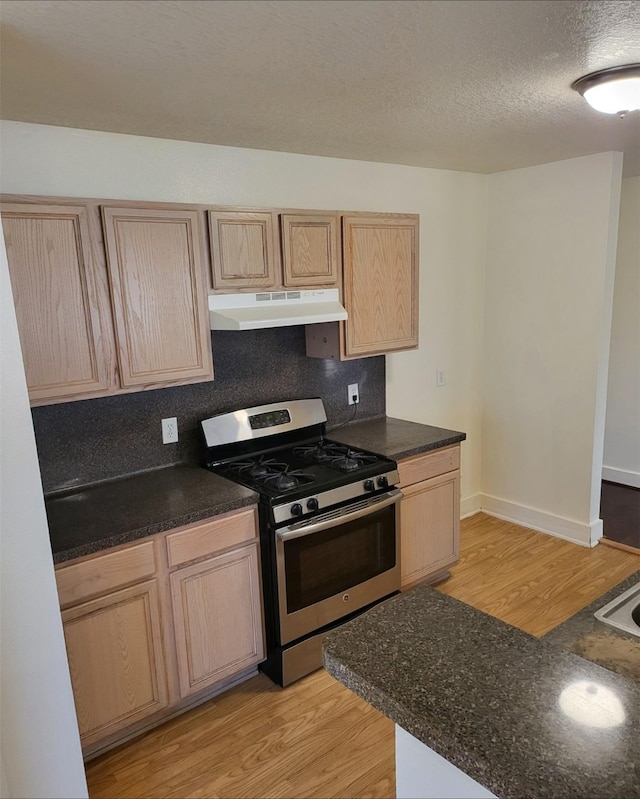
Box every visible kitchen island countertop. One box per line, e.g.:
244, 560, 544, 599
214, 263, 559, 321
323, 580, 640, 799
46, 464, 258, 564
543, 570, 640, 681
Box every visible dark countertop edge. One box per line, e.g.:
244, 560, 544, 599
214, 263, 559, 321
323, 647, 508, 796
51, 493, 258, 565
323, 649, 528, 799
324, 652, 464, 761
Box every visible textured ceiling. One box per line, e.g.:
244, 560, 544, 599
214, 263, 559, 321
1, 0, 639, 175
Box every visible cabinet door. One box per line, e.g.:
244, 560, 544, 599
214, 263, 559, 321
281, 213, 340, 287
102, 207, 212, 387
400, 471, 460, 589
61, 580, 169, 747
1, 203, 111, 402
342, 215, 418, 357
170, 545, 264, 698
209, 210, 279, 289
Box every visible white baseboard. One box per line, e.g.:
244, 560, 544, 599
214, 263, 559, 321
460, 493, 482, 519
602, 466, 640, 489
479, 494, 599, 548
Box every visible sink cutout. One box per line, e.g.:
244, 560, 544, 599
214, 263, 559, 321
594, 581, 640, 640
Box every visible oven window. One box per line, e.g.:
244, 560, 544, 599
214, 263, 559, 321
283, 504, 396, 613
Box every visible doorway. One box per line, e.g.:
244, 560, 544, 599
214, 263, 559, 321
600, 481, 640, 552
599, 177, 640, 555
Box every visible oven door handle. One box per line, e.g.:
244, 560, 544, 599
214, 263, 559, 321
276, 489, 403, 542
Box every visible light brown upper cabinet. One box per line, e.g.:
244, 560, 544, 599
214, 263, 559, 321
2, 197, 213, 405
102, 207, 213, 387
208, 210, 280, 290
306, 213, 419, 359
343, 214, 418, 356
208, 208, 341, 291
1, 203, 112, 403
281, 213, 340, 287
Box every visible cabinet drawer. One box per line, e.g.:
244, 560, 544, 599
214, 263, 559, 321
56, 540, 156, 608
166, 507, 258, 568
398, 445, 460, 487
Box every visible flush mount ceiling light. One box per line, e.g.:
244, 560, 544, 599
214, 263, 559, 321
572, 64, 640, 116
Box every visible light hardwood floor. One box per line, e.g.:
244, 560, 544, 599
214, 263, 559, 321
86, 513, 639, 799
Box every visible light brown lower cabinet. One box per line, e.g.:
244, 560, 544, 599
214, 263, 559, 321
170, 545, 264, 698
61, 580, 169, 748
398, 446, 461, 589
55, 506, 264, 757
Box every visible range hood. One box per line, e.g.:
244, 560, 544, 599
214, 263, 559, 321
209, 289, 348, 331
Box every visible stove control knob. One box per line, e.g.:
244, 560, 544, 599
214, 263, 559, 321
290, 503, 303, 517
377, 475, 389, 489
307, 498, 319, 512
364, 479, 375, 492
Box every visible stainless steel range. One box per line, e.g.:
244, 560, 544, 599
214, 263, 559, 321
201, 398, 401, 686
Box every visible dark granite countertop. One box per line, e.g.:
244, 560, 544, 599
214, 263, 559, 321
544, 570, 640, 681
323, 583, 640, 799
46, 464, 258, 564
329, 415, 465, 460
46, 416, 463, 564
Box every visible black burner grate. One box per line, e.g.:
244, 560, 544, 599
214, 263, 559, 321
223, 456, 316, 492
294, 441, 378, 472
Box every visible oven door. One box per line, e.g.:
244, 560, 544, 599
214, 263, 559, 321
275, 489, 401, 645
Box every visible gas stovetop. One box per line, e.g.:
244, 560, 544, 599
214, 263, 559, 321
200, 398, 400, 524
211, 438, 395, 503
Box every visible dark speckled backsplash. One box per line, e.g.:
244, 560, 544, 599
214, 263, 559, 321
33, 327, 385, 494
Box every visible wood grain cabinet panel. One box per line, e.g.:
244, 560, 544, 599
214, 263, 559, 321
399, 470, 460, 590
102, 207, 212, 387
398, 444, 461, 589
56, 540, 156, 608
165, 507, 257, 568
0, 203, 111, 402
170, 544, 264, 698
281, 213, 340, 287
61, 580, 169, 747
305, 213, 419, 360
208, 210, 279, 290
398, 446, 460, 488
343, 215, 418, 357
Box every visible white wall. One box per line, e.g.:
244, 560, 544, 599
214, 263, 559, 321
0, 120, 487, 508
386, 175, 487, 518
0, 223, 88, 798
482, 153, 623, 546
603, 177, 640, 488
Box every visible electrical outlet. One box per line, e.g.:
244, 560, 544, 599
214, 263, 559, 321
162, 417, 178, 444
436, 369, 446, 387
348, 383, 360, 405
